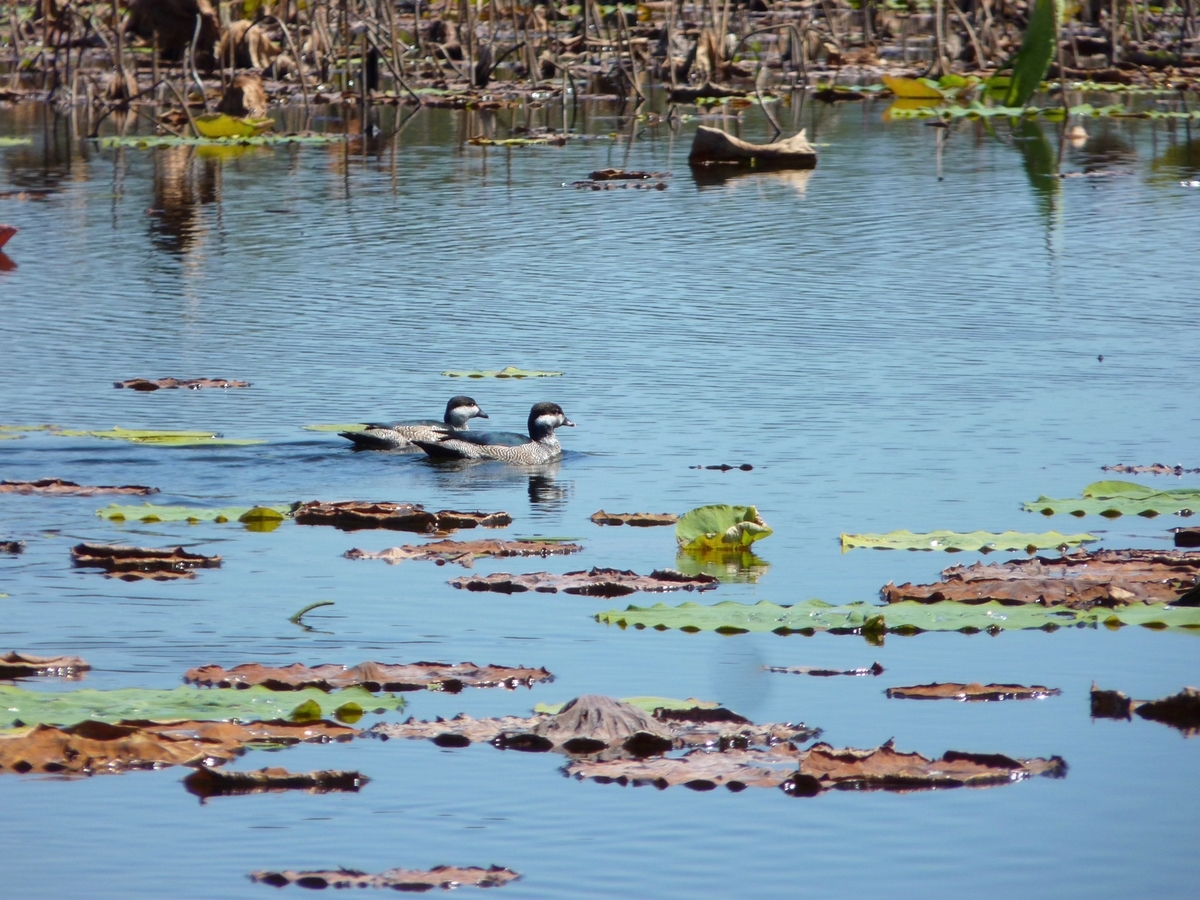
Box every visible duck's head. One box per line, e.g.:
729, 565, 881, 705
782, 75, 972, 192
445, 395, 488, 429
528, 402, 575, 440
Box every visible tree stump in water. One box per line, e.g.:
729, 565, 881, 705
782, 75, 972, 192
688, 126, 818, 169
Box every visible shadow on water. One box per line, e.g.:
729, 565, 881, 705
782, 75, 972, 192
420, 458, 572, 514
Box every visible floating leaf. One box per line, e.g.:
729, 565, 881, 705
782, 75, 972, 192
676, 505, 772, 551
1091, 685, 1200, 735
449, 567, 718, 597
1, 479, 158, 497
589, 510, 679, 527
534, 696, 718, 715
841, 530, 1096, 552
184, 765, 367, 798
0, 684, 404, 728
883, 74, 945, 99
765, 663, 884, 677
71, 543, 221, 580
883, 549, 1200, 608
52, 426, 264, 446
97, 133, 344, 149
250, 867, 520, 890
97, 502, 293, 525
114, 377, 251, 391
886, 682, 1061, 701
0, 652, 90, 679
193, 113, 273, 138
1103, 464, 1200, 476
345, 539, 583, 567
442, 366, 564, 378
185, 660, 553, 692
597, 598, 1200, 636
294, 501, 511, 532
1024, 481, 1200, 517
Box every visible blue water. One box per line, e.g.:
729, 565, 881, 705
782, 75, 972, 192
1, 96, 1198, 898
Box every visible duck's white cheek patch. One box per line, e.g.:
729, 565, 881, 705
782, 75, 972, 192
534, 415, 558, 431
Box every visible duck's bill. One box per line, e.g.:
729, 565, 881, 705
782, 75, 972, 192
562, 418, 576, 427
476, 410, 490, 418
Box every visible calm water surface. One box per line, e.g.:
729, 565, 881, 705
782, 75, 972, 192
1, 96, 1198, 899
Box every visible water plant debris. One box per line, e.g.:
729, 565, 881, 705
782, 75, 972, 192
1090, 685, 1200, 735
185, 661, 553, 693
345, 539, 583, 567
886, 683, 1061, 701
449, 567, 718, 597
590, 511, 679, 527
249, 866, 520, 891
688, 127, 818, 169
441, 367, 563, 378
882, 549, 1200, 608
294, 501, 512, 532
0, 652, 90, 680
114, 378, 251, 391
1, 541, 25, 554
70, 543, 222, 580
690, 464, 754, 471
1102, 464, 1200, 476
1, 478, 159, 496
97, 503, 292, 525
841, 530, 1097, 553
765, 663, 885, 677
1175, 528, 1200, 548
183, 765, 368, 799
1023, 481, 1200, 517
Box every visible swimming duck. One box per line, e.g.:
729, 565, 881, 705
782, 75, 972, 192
414, 402, 575, 464
339, 396, 488, 451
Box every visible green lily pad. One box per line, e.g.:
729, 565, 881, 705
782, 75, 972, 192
52, 427, 264, 446
676, 505, 772, 551
840, 530, 1097, 552
1023, 480, 1200, 517
596, 599, 1200, 637
97, 503, 293, 525
96, 133, 345, 149
0, 138, 33, 147
441, 366, 564, 378
533, 696, 718, 715
0, 685, 405, 728
303, 423, 370, 432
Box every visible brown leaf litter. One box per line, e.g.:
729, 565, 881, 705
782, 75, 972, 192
689, 463, 754, 471
1102, 463, 1200, 475
589, 510, 679, 527
294, 501, 512, 533
371, 694, 816, 755
114, 378, 251, 391
249, 865, 520, 890
71, 543, 221, 581
1090, 684, 1200, 735
1, 540, 24, 554
766, 662, 885, 677
184, 660, 553, 693
184, 765, 367, 798
449, 567, 718, 597
0, 718, 356, 776
882, 548, 1200, 609
0, 652, 90, 680
886, 682, 1061, 701
344, 539, 582, 568
0, 478, 158, 496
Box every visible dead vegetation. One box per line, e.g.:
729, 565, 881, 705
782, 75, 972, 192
344, 538, 582, 566
70, 543, 222, 580
1090, 684, 1200, 735
184, 660, 553, 692
249, 866, 520, 890
886, 682, 1061, 701
0, 652, 90, 680
0, 478, 158, 496
183, 765, 367, 798
448, 566, 718, 596
589, 510, 678, 526
114, 377, 251, 390
294, 501, 511, 532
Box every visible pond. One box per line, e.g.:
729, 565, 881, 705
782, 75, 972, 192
1, 95, 1198, 899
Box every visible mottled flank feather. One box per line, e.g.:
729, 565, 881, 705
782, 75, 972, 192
415, 402, 575, 464
340, 396, 486, 451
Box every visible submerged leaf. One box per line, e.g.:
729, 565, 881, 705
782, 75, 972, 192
0, 684, 403, 728
676, 505, 773, 551
597, 598, 1200, 636
442, 366, 564, 378
841, 530, 1096, 552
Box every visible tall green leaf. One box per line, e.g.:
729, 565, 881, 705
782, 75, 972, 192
1004, 0, 1061, 107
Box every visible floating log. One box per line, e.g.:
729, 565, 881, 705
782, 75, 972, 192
688, 126, 817, 170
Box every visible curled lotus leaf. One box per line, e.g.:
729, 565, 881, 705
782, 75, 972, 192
841, 530, 1097, 553
441, 366, 564, 378
676, 505, 773, 551
1023, 480, 1200, 517
0, 684, 403, 728
597, 598, 1200, 637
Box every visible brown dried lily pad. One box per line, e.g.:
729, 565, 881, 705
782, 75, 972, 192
1090, 684, 1200, 735
886, 682, 1061, 701
449, 567, 718, 597
766, 662, 884, 677
1, 540, 24, 554
0, 652, 90, 679
344, 539, 582, 568
568, 746, 805, 790
589, 510, 679, 527
114, 377, 251, 391
71, 543, 221, 580
0, 478, 158, 496
1103, 463, 1200, 475
131, 718, 358, 747
294, 501, 512, 533
249, 865, 520, 890
882, 548, 1200, 609
184, 660, 553, 693
184, 765, 367, 798
589, 169, 670, 181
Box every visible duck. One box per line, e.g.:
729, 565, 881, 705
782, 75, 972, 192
339, 396, 488, 451
414, 402, 575, 464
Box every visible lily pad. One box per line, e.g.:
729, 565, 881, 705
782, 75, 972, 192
345, 539, 582, 567
449, 567, 718, 597
71, 543, 221, 580
193, 113, 273, 138
0, 684, 404, 728
302, 423, 369, 432
1, 479, 159, 497
676, 505, 772, 551
185, 661, 553, 693
250, 867, 520, 890
97, 133, 344, 149
596, 598, 1200, 636
886, 682, 1060, 701
841, 530, 1097, 552
52, 426, 264, 446
442, 366, 564, 378
1103, 464, 1200, 476
184, 765, 367, 798
97, 503, 293, 525
1024, 481, 1200, 517
533, 696, 718, 715
294, 501, 511, 532
0, 652, 90, 680
114, 377, 251, 391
